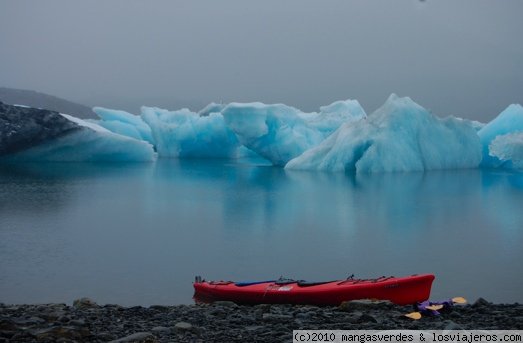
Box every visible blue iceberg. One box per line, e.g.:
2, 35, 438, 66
141, 107, 240, 158
470, 120, 486, 132
286, 94, 482, 173
93, 107, 155, 145
4, 97, 523, 172
478, 104, 523, 168
222, 103, 324, 166
221, 101, 364, 166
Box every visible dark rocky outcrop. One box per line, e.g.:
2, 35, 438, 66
0, 101, 81, 156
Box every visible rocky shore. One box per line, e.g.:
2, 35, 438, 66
1, 298, 522, 342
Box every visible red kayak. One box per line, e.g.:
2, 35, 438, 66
193, 274, 435, 306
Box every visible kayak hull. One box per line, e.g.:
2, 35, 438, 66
193, 274, 435, 306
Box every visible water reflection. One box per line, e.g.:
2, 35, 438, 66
0, 160, 521, 305
0, 162, 153, 215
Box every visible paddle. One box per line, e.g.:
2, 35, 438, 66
405, 297, 467, 319
425, 304, 444, 311
404, 312, 422, 320
452, 297, 467, 304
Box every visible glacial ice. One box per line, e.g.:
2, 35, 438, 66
93, 107, 155, 145
285, 94, 482, 173
141, 107, 240, 158
489, 132, 523, 170
301, 99, 366, 136
470, 120, 486, 132
221, 103, 324, 166
221, 101, 364, 166
3, 97, 523, 172
478, 104, 523, 168
4, 113, 156, 162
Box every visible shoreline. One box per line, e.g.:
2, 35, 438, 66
1, 299, 522, 342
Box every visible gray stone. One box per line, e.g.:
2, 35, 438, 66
69, 319, 86, 326
450, 311, 463, 318
209, 307, 227, 318
358, 313, 380, 323
321, 311, 334, 318
109, 332, 157, 343
40, 311, 65, 322
339, 299, 393, 312
254, 304, 272, 311
473, 298, 491, 308
97, 332, 116, 341
32, 326, 91, 340
12, 316, 46, 325
73, 297, 99, 309
4, 306, 20, 311
174, 321, 193, 331
443, 320, 464, 330
151, 326, 170, 334
262, 313, 293, 322
104, 304, 124, 310
0, 335, 13, 342
0, 320, 17, 331
345, 311, 364, 324
244, 325, 264, 332
213, 301, 238, 308
58, 316, 70, 323
299, 305, 320, 312
295, 312, 314, 320
149, 305, 169, 312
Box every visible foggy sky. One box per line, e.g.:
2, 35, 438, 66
1, 0, 522, 122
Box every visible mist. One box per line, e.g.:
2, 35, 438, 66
1, 0, 522, 122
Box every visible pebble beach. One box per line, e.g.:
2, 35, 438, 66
1, 298, 522, 342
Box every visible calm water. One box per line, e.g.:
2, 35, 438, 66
0, 159, 522, 306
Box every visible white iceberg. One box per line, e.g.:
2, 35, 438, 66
301, 99, 366, 136
489, 132, 523, 170
286, 94, 482, 173
478, 104, 523, 168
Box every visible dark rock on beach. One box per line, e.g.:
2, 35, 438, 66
0, 298, 521, 342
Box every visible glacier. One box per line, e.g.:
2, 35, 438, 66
285, 94, 482, 173
489, 132, 523, 170
478, 104, 523, 168
221, 100, 365, 166
93, 107, 155, 145
141, 106, 241, 158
